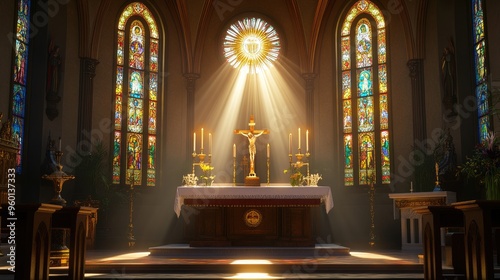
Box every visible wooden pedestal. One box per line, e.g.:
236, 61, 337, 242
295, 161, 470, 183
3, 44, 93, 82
245, 176, 261, 186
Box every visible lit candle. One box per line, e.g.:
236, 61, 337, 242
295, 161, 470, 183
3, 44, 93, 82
201, 128, 204, 150
267, 143, 270, 158
209, 133, 212, 155
233, 144, 236, 158
193, 132, 196, 152
298, 128, 301, 150
289, 133, 292, 155
306, 130, 309, 152
58, 137, 62, 151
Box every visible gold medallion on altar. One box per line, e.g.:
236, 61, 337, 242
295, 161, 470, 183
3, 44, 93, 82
244, 209, 262, 227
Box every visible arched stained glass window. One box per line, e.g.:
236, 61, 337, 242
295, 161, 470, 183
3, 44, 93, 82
10, 0, 31, 173
472, 0, 490, 142
340, 0, 390, 186
113, 2, 160, 186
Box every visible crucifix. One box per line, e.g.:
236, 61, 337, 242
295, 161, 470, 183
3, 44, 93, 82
234, 115, 269, 186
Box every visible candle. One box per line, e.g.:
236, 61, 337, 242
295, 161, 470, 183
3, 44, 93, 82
58, 137, 62, 151
233, 144, 236, 158
201, 128, 204, 150
209, 133, 212, 155
298, 128, 301, 150
193, 132, 196, 152
289, 133, 292, 155
306, 130, 309, 152
267, 143, 270, 158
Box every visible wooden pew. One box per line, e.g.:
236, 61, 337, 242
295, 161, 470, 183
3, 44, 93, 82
413, 205, 464, 280
452, 200, 500, 280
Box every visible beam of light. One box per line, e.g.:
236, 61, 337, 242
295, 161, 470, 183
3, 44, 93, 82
195, 57, 307, 184
224, 273, 281, 279
350, 251, 403, 261
98, 252, 150, 261
196, 12, 308, 183
230, 259, 273, 264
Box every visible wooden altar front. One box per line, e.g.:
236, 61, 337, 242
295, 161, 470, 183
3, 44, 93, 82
174, 185, 333, 247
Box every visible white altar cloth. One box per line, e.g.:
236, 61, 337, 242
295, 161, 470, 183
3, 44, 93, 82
174, 185, 334, 217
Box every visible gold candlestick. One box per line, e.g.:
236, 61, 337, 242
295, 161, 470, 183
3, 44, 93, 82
233, 156, 236, 186
433, 162, 442, 191
267, 157, 270, 186
127, 173, 136, 248
368, 176, 376, 247
289, 152, 311, 185
192, 151, 211, 174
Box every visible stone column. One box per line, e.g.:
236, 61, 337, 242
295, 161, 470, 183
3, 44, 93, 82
302, 73, 316, 153
184, 73, 200, 158
77, 58, 99, 153
407, 59, 427, 141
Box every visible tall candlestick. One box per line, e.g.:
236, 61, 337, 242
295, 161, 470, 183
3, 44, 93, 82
209, 133, 212, 155
201, 128, 204, 150
267, 143, 270, 158
58, 137, 62, 151
193, 132, 196, 152
306, 130, 309, 152
233, 144, 236, 158
298, 128, 301, 150
289, 133, 292, 154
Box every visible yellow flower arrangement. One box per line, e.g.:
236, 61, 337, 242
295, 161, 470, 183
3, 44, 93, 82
199, 163, 215, 186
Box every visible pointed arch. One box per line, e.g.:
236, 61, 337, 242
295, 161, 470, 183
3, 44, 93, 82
472, 0, 491, 142
112, 2, 161, 187
10, 0, 32, 173
339, 0, 391, 186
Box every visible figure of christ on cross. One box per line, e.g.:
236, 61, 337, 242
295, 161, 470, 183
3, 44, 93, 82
234, 115, 269, 180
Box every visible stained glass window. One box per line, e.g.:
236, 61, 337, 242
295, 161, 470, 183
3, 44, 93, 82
340, 0, 390, 186
472, 0, 490, 142
10, 0, 31, 173
113, 2, 160, 186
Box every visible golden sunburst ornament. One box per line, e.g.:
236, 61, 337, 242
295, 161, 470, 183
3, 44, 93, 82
224, 17, 280, 74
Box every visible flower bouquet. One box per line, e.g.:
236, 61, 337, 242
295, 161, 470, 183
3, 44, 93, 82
460, 132, 500, 200
199, 163, 215, 186
284, 166, 304, 187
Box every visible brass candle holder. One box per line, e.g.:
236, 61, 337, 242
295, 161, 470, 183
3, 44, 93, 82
127, 173, 136, 248
192, 148, 211, 174
289, 149, 311, 185
233, 155, 236, 186
433, 162, 442, 191
368, 173, 376, 247
267, 157, 270, 186
42, 151, 75, 206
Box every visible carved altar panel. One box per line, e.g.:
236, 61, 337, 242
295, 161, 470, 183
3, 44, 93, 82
177, 186, 329, 247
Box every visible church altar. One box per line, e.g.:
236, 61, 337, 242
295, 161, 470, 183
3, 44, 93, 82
174, 185, 333, 247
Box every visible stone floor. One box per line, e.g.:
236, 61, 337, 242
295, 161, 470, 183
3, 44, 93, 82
3, 243, 498, 279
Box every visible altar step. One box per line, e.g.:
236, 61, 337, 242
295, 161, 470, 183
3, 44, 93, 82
11, 245, 431, 279
149, 243, 351, 258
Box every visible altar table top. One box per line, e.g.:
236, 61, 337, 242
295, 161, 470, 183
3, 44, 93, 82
174, 185, 333, 217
